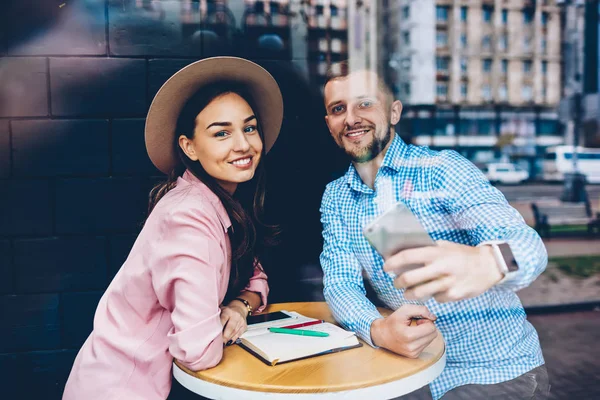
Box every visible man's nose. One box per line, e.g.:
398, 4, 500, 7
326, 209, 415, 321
345, 105, 362, 127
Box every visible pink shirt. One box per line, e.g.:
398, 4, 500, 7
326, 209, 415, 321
63, 170, 268, 400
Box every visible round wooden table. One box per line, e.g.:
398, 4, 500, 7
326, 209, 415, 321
173, 302, 446, 399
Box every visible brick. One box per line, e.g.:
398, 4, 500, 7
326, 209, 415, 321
0, 57, 48, 117
0, 120, 9, 178
108, 234, 137, 280
108, 0, 202, 57
0, 240, 12, 293
0, 294, 60, 352
112, 119, 160, 175
55, 177, 146, 234
0, 349, 77, 400
14, 237, 107, 293
12, 119, 109, 177
7, 1, 106, 56
0, 180, 52, 236
148, 58, 194, 102
62, 291, 103, 348
50, 57, 146, 117
199, 21, 236, 58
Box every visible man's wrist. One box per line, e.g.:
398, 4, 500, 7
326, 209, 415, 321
480, 245, 504, 285
370, 318, 386, 348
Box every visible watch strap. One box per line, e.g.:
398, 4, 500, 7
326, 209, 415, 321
233, 297, 253, 316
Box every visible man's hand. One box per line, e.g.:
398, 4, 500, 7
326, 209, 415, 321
219, 301, 248, 345
370, 304, 438, 359
384, 240, 503, 303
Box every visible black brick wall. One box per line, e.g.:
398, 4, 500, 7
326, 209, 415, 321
0, 2, 346, 398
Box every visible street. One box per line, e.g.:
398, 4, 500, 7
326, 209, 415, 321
496, 183, 600, 203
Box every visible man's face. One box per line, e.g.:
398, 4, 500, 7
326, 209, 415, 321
324, 70, 401, 163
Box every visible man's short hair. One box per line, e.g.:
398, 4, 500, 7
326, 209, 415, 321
324, 61, 394, 105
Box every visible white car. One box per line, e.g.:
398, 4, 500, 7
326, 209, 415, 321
483, 163, 529, 184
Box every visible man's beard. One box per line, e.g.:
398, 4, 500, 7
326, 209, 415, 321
340, 125, 392, 163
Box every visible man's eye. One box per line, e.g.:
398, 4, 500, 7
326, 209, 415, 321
332, 105, 345, 114
360, 100, 373, 108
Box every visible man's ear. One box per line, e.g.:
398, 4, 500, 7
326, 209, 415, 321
390, 100, 402, 125
178, 135, 198, 161
324, 115, 334, 135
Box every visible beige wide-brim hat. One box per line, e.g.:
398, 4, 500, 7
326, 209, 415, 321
145, 57, 283, 174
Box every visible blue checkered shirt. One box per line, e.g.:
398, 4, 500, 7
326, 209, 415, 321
320, 134, 547, 399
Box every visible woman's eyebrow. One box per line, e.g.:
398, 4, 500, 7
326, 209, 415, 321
206, 115, 256, 129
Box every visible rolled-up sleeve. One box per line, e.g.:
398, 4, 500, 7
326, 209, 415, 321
242, 261, 269, 313
150, 206, 225, 371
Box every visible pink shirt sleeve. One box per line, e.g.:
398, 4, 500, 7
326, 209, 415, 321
150, 206, 225, 372
242, 262, 269, 313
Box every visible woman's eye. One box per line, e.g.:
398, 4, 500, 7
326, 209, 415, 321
215, 131, 228, 138
244, 125, 257, 133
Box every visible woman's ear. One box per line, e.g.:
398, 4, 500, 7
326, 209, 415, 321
178, 135, 199, 161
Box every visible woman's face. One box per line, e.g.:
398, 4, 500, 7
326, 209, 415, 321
179, 92, 263, 194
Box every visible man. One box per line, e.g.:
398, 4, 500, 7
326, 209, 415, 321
319, 63, 550, 399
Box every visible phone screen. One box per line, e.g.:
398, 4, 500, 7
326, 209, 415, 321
247, 311, 291, 326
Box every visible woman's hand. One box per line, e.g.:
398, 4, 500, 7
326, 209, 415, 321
219, 301, 248, 345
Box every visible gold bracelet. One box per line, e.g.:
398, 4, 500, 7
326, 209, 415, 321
233, 297, 253, 316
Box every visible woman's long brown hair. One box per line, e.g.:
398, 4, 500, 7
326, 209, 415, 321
148, 81, 279, 302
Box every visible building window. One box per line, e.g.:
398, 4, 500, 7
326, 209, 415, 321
482, 35, 491, 51
501, 59, 508, 73
402, 57, 411, 71
542, 86, 547, 100
483, 6, 493, 23
403, 31, 410, 45
436, 56, 449, 72
461, 57, 468, 73
523, 60, 533, 74
482, 85, 492, 101
522, 85, 533, 101
502, 9, 508, 24
523, 9, 534, 24
541, 11, 549, 26
403, 5, 410, 19
542, 61, 548, 74
461, 83, 468, 98
437, 31, 448, 48
437, 83, 448, 98
461, 6, 468, 22
499, 85, 507, 101
499, 34, 508, 51
330, 5, 339, 17
436, 5, 449, 22
404, 82, 411, 96
523, 36, 531, 51
483, 58, 493, 73
541, 38, 547, 53
460, 33, 467, 48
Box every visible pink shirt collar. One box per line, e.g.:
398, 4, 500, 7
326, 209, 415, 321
179, 170, 232, 232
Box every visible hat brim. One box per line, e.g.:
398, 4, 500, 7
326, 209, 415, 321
145, 57, 283, 174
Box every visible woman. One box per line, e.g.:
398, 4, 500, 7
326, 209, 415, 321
63, 57, 283, 400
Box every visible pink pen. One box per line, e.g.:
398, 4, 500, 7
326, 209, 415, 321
280, 320, 324, 329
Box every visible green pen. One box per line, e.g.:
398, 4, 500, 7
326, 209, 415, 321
268, 327, 329, 337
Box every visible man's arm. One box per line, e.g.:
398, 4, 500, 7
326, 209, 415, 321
439, 150, 548, 291
320, 183, 437, 356
320, 183, 382, 346
384, 151, 547, 302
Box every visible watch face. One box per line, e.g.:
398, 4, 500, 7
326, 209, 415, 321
498, 243, 518, 272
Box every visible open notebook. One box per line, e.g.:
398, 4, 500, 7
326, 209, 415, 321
237, 313, 361, 366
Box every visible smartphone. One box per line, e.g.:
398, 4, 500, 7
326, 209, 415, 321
247, 311, 296, 326
363, 202, 435, 260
